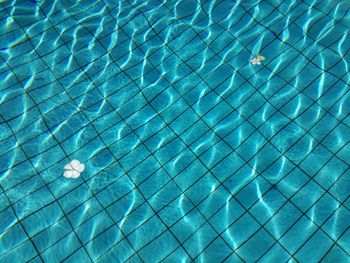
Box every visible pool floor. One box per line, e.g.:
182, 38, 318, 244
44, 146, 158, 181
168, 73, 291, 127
1, 0, 350, 262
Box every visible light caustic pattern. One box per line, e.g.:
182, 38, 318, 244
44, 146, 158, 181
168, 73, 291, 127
1, 0, 350, 262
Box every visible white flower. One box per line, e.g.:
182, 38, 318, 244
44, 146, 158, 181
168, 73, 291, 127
63, 159, 85, 179
250, 54, 265, 65
250, 58, 261, 65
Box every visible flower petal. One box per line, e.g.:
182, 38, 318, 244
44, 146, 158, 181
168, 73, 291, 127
70, 159, 81, 169
63, 170, 80, 179
75, 163, 85, 173
64, 163, 73, 170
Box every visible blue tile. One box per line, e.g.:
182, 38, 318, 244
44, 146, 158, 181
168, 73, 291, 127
138, 169, 170, 199
142, 127, 175, 153
138, 231, 179, 262
160, 98, 190, 124
258, 243, 290, 262
13, 186, 55, 220
67, 197, 104, 229
299, 145, 333, 177
198, 237, 232, 263
248, 142, 281, 174
96, 175, 134, 207
173, 159, 208, 191
189, 130, 221, 156
236, 229, 275, 262
127, 216, 166, 251
0, 239, 37, 263
250, 189, 286, 224
128, 155, 161, 185
171, 209, 206, 243
183, 223, 218, 258
0, 93, 34, 120
41, 232, 81, 262
85, 225, 123, 261
0, 148, 28, 175
7, 174, 45, 203
199, 140, 232, 169
169, 108, 199, 135
0, 1, 349, 262
108, 133, 141, 160
106, 189, 144, 223
75, 210, 114, 244
235, 177, 271, 209
148, 181, 181, 212
180, 121, 210, 146
0, 223, 28, 254
295, 230, 333, 262
209, 198, 245, 233
161, 247, 191, 263
329, 170, 350, 203
53, 112, 90, 143
31, 145, 66, 173
32, 217, 72, 253
222, 213, 260, 249
22, 201, 64, 237
313, 156, 348, 189
236, 131, 267, 162
0, 207, 17, 235
322, 206, 350, 240
87, 163, 124, 194
119, 145, 151, 172
309, 113, 339, 141
338, 228, 350, 255
198, 186, 231, 219
291, 181, 325, 213
185, 172, 218, 205
58, 184, 93, 214
270, 121, 305, 153
265, 203, 302, 240
322, 123, 350, 154
277, 168, 308, 199
203, 101, 233, 127
295, 104, 325, 131
158, 195, 194, 227
211, 152, 245, 182
98, 239, 136, 263
63, 247, 91, 263
284, 134, 315, 164
154, 138, 186, 165
0, 193, 10, 212
306, 193, 340, 226
117, 202, 154, 235
321, 245, 350, 262
279, 216, 318, 254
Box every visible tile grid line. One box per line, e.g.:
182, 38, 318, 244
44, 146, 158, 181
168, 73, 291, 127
87, 0, 350, 260
1, 0, 348, 243
4, 1, 213, 260
2, 0, 348, 165
0, 0, 344, 196
1, 0, 280, 202
0, 0, 348, 262
115, 0, 350, 260
1, 0, 348, 161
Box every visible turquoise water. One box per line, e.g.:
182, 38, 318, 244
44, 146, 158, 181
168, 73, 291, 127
1, 0, 350, 262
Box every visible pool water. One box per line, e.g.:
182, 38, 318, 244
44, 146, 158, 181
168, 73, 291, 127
1, 0, 350, 262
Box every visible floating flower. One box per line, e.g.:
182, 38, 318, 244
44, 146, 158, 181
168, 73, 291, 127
250, 54, 265, 65
256, 55, 265, 61
63, 159, 85, 179
250, 58, 262, 65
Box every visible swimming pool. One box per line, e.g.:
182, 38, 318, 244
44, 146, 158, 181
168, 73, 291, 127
1, 0, 350, 262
